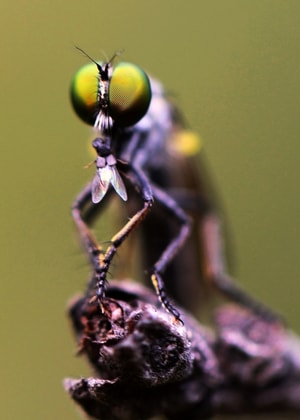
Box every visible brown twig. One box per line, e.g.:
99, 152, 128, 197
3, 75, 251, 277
64, 280, 300, 419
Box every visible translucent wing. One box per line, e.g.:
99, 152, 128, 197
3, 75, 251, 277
92, 165, 127, 203
91, 167, 111, 203
110, 165, 128, 201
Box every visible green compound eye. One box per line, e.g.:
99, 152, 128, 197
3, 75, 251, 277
109, 62, 151, 127
70, 60, 152, 127
70, 62, 99, 126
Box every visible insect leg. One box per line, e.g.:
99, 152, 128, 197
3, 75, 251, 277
72, 181, 112, 298
201, 212, 281, 322
95, 165, 153, 301
72, 181, 102, 264
148, 185, 192, 323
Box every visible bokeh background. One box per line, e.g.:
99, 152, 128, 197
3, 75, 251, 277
1, 1, 300, 419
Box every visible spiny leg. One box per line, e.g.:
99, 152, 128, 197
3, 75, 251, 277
72, 181, 113, 299
149, 185, 192, 323
168, 189, 282, 323
96, 199, 153, 297
200, 213, 282, 323
94, 164, 154, 303
72, 181, 103, 264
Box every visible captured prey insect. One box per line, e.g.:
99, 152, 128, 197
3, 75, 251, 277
70, 50, 278, 323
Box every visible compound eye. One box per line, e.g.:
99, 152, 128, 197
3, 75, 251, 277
70, 62, 100, 126
109, 62, 152, 127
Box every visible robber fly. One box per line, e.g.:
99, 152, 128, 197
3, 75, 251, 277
70, 49, 278, 323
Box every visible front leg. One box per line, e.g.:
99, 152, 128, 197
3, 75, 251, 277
72, 164, 153, 311
149, 185, 192, 323
95, 164, 154, 301
72, 181, 103, 269
72, 181, 113, 300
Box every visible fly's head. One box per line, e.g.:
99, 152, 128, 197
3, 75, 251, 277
70, 50, 152, 203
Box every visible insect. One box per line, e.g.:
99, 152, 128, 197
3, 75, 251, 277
70, 49, 278, 323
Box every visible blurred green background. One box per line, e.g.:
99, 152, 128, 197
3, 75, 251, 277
1, 1, 300, 419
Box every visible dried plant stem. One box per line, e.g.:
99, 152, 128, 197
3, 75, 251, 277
65, 280, 300, 419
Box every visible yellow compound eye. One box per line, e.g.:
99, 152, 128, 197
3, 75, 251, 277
109, 62, 151, 127
70, 62, 100, 126
70, 60, 152, 127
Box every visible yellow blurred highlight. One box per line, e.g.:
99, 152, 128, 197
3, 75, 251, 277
170, 129, 202, 156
